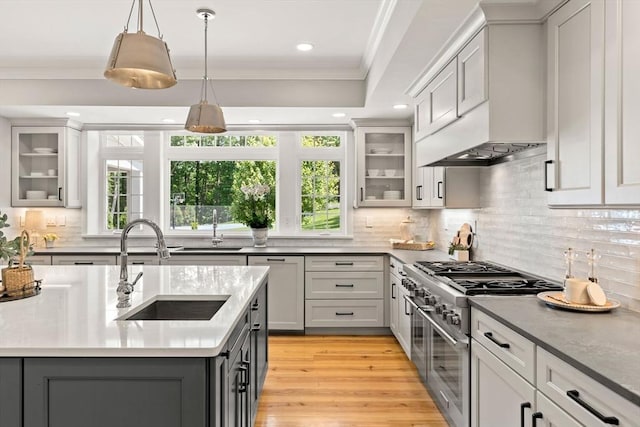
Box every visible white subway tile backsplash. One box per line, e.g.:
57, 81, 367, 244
429, 153, 640, 312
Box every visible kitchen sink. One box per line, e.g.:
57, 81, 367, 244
177, 247, 242, 252
121, 297, 228, 321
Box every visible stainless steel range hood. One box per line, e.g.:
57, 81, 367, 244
414, 103, 547, 167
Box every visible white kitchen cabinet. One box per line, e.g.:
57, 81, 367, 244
410, 18, 544, 167
546, 0, 605, 205
537, 347, 639, 427
388, 257, 401, 337
457, 27, 487, 116
412, 165, 481, 209
604, 0, 640, 204
304, 255, 385, 328
414, 60, 458, 140
116, 255, 160, 265
396, 283, 412, 359
534, 392, 582, 427
12, 124, 82, 208
51, 255, 116, 265
389, 256, 410, 358
26, 255, 52, 265
471, 339, 536, 427
353, 124, 412, 207
248, 256, 304, 331
161, 255, 246, 266
415, 29, 488, 142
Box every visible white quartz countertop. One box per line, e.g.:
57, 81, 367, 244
0, 265, 268, 357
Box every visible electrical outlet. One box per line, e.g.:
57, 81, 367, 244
365, 216, 373, 228
56, 215, 66, 226
46, 217, 56, 226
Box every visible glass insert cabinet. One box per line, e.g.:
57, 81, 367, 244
11, 122, 81, 208
354, 125, 411, 207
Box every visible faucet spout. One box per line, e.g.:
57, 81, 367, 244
212, 208, 224, 247
117, 218, 170, 308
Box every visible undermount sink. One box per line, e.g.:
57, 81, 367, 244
121, 297, 228, 321
177, 247, 242, 252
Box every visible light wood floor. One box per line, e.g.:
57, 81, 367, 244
254, 335, 448, 427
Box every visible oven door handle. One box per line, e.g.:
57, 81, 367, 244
416, 307, 469, 349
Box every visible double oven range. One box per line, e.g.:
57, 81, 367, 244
401, 261, 563, 427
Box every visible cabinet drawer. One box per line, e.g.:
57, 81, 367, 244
537, 347, 639, 427
305, 300, 384, 327
471, 308, 535, 384
27, 255, 52, 265
51, 255, 117, 265
388, 256, 405, 278
117, 255, 160, 265
305, 256, 383, 272
305, 272, 383, 299
536, 391, 582, 427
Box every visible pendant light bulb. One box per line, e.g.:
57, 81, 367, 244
104, 0, 177, 89
185, 8, 227, 133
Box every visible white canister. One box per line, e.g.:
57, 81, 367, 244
47, 169, 57, 176
564, 278, 591, 304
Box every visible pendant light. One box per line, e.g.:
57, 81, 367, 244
104, 0, 177, 89
185, 8, 227, 134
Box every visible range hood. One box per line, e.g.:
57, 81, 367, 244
415, 103, 547, 167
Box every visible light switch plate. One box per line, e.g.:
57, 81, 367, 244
56, 215, 66, 226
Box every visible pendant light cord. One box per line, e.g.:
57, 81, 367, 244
203, 13, 209, 103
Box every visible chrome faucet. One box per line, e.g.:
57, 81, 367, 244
116, 218, 171, 308
212, 208, 224, 247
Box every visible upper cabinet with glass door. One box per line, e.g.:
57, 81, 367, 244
353, 123, 411, 207
11, 120, 81, 208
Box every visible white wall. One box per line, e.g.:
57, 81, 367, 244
429, 153, 640, 312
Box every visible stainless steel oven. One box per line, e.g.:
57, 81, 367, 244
402, 260, 563, 427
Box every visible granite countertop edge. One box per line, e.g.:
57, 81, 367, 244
470, 297, 640, 407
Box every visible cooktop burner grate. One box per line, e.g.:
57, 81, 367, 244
415, 261, 515, 275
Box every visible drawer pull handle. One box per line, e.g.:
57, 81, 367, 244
266, 258, 285, 262
335, 284, 354, 288
335, 312, 354, 316
74, 262, 94, 265
532, 412, 543, 426
520, 402, 531, 427
544, 159, 554, 192
484, 332, 510, 349
391, 282, 396, 299
566, 390, 619, 425
251, 302, 259, 311
390, 263, 396, 268
335, 262, 354, 266
251, 323, 261, 332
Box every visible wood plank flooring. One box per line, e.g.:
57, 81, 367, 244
254, 335, 448, 427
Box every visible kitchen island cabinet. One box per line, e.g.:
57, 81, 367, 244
0, 265, 269, 427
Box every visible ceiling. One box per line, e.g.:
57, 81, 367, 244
0, 0, 480, 126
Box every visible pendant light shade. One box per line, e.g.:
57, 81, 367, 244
104, 0, 177, 89
185, 102, 226, 133
185, 8, 227, 133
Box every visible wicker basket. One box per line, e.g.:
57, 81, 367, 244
1, 230, 35, 297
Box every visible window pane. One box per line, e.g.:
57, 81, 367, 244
105, 134, 144, 148
170, 134, 277, 147
302, 135, 341, 148
170, 160, 276, 231
105, 159, 143, 231
301, 160, 341, 230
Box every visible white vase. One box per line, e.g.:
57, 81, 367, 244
251, 228, 268, 247
45, 240, 54, 249
450, 250, 469, 262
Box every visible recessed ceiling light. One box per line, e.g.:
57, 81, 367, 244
248, 119, 261, 124
162, 118, 175, 123
66, 111, 80, 117
296, 43, 314, 52
393, 104, 409, 110
332, 112, 346, 118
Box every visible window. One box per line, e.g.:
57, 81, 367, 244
170, 160, 276, 231
89, 129, 348, 237
99, 133, 145, 231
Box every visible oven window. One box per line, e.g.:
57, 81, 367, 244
431, 330, 463, 413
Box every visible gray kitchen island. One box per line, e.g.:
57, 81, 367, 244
0, 264, 269, 427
